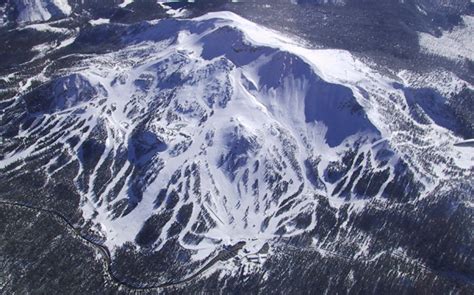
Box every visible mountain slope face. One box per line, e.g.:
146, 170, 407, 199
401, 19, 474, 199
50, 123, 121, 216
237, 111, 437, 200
0, 11, 473, 293
13, 0, 72, 23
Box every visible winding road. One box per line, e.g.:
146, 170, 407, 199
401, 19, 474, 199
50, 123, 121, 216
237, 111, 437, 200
0, 200, 244, 291
3, 199, 465, 291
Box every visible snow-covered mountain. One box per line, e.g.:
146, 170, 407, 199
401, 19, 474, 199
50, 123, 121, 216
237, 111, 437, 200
14, 0, 71, 23
0, 2, 473, 294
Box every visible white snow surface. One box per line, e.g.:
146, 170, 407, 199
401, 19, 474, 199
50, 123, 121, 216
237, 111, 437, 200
158, 2, 190, 18
15, 0, 71, 23
0, 4, 7, 26
419, 15, 474, 61
52, 0, 71, 15
1, 11, 472, 265
119, 0, 134, 8
89, 18, 110, 26
194, 12, 380, 88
